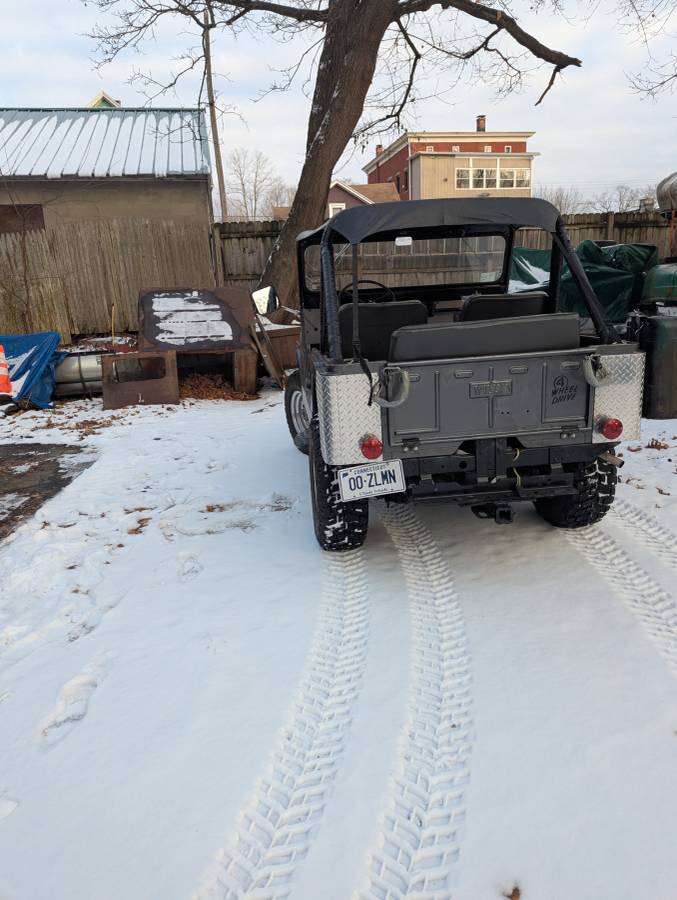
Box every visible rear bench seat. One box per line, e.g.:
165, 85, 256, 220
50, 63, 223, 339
389, 313, 580, 362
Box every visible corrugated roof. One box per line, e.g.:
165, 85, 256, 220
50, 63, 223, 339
0, 108, 211, 178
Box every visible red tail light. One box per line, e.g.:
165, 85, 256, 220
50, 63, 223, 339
359, 434, 383, 460
598, 417, 623, 440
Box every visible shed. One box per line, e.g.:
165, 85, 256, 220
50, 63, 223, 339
0, 105, 216, 341
0, 106, 212, 229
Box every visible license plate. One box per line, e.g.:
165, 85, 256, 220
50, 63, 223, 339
338, 459, 405, 502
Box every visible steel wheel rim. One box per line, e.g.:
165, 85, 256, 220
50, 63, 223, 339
290, 389, 309, 436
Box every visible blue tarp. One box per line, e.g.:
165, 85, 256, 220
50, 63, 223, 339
1, 332, 65, 409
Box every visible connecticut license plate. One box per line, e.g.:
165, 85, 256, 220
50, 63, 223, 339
338, 459, 405, 502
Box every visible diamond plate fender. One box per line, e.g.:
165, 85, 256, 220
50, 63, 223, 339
316, 370, 383, 465
591, 352, 645, 442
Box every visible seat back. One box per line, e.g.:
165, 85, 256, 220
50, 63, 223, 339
339, 300, 428, 360
459, 291, 548, 321
389, 313, 580, 362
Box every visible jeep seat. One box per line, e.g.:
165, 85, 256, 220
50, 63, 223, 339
339, 300, 428, 360
459, 291, 549, 321
389, 313, 580, 362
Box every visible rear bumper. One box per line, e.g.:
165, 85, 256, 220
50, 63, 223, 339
397, 440, 610, 505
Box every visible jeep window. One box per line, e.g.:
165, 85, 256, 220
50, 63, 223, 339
304, 233, 506, 291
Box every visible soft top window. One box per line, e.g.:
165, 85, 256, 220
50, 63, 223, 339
304, 233, 507, 292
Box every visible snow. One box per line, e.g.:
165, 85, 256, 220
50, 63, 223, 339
152, 293, 234, 345
0, 396, 676, 900
0, 493, 27, 521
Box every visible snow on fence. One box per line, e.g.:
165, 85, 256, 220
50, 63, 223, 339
0, 219, 216, 343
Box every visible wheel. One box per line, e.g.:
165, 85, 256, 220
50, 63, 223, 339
534, 457, 617, 528
284, 370, 310, 454
308, 416, 369, 552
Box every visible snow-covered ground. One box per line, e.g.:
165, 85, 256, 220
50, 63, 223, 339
0, 394, 676, 900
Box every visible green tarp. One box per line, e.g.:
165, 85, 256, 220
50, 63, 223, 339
510, 241, 659, 321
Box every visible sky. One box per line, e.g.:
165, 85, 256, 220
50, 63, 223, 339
1, 0, 676, 201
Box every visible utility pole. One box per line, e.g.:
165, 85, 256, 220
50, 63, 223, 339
203, 4, 228, 220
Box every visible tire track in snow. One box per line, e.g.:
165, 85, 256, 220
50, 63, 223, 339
611, 499, 677, 573
194, 549, 370, 900
356, 505, 473, 900
567, 525, 677, 675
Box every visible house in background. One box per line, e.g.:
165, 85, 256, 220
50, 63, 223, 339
363, 116, 537, 201
271, 180, 399, 222
0, 102, 212, 232
326, 180, 399, 216
87, 91, 122, 109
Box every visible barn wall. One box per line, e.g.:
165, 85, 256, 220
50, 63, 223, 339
0, 178, 212, 227
0, 218, 216, 342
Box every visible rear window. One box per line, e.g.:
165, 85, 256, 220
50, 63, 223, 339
304, 234, 506, 292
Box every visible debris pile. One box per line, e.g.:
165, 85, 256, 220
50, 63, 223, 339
179, 373, 257, 402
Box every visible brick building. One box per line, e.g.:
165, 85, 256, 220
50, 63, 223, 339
362, 116, 537, 201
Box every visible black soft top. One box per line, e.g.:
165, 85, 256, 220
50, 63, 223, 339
297, 197, 560, 246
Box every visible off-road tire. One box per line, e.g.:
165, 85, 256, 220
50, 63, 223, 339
284, 370, 310, 454
309, 416, 369, 552
534, 457, 617, 528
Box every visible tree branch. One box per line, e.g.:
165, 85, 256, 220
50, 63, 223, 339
397, 0, 581, 72
221, 0, 328, 24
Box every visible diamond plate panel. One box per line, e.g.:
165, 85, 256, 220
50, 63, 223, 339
316, 371, 383, 465
592, 352, 645, 442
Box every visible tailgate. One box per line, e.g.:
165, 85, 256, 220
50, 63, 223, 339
386, 352, 590, 451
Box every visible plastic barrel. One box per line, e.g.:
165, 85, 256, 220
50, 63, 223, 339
639, 315, 677, 418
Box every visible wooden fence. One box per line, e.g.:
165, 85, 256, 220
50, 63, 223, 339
517, 211, 673, 256
212, 220, 283, 293
0, 219, 215, 343
1, 211, 674, 343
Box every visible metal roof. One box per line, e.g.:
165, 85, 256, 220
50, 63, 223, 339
0, 108, 211, 179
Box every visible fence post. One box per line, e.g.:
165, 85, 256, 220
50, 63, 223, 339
605, 211, 615, 241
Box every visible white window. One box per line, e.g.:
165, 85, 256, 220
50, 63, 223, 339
452, 145, 460, 152
426, 145, 434, 152
483, 145, 492, 152
504, 145, 513, 153
471, 168, 497, 189
497, 168, 531, 189
328, 202, 346, 217
456, 168, 470, 189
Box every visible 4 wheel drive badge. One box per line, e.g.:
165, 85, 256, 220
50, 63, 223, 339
552, 373, 578, 405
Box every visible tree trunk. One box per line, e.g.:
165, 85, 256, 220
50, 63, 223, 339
259, 0, 397, 306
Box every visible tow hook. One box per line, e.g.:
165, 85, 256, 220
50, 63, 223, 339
599, 451, 625, 468
471, 503, 515, 524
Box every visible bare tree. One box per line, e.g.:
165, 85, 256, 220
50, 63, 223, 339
264, 177, 296, 217
591, 184, 648, 214
225, 147, 276, 218
91, 0, 584, 304
533, 184, 585, 215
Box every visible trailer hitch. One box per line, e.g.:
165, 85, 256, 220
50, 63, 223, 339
471, 503, 514, 524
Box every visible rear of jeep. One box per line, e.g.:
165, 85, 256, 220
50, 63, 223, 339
285, 198, 645, 552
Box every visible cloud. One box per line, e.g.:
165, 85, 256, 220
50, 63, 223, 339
2, 0, 675, 196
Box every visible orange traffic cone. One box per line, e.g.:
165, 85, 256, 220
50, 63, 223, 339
0, 345, 13, 397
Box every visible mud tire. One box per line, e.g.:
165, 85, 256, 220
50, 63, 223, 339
284, 370, 310, 454
309, 417, 368, 552
534, 457, 617, 528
